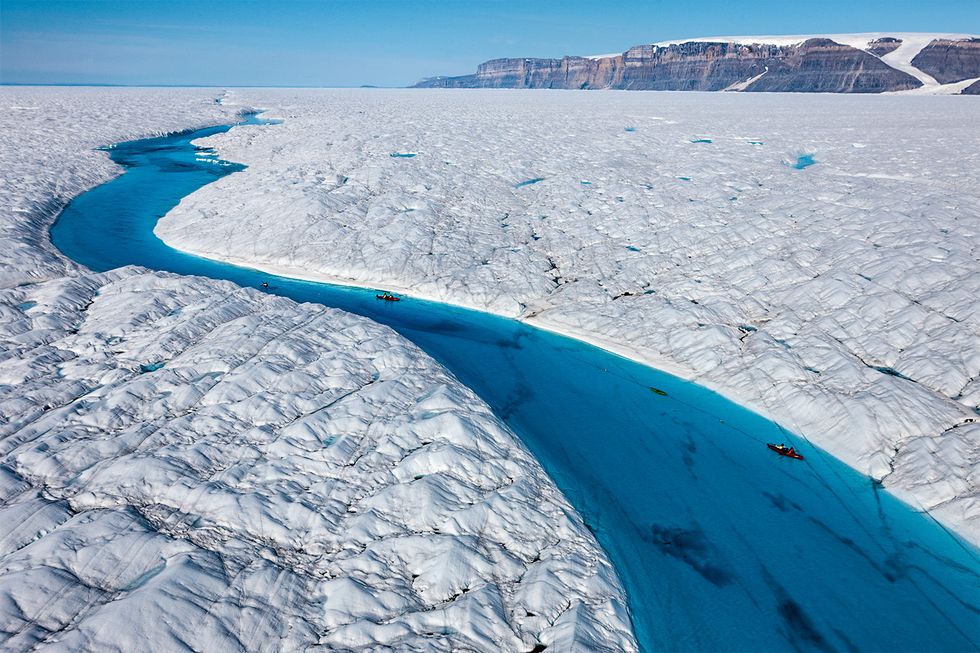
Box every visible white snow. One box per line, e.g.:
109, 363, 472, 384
646, 32, 976, 50
158, 88, 980, 543
0, 88, 637, 651
888, 77, 980, 95
585, 32, 954, 58
877, 34, 944, 86
723, 67, 768, 92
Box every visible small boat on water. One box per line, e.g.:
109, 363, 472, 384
376, 292, 400, 302
767, 443, 804, 460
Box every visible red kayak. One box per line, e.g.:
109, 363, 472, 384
767, 443, 804, 460
376, 293, 400, 302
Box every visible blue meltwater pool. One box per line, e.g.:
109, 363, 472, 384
51, 114, 979, 652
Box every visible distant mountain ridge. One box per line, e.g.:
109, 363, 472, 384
414, 33, 980, 94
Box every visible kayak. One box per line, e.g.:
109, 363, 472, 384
767, 443, 804, 460
376, 294, 400, 302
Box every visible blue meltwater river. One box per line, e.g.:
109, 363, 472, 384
51, 114, 979, 652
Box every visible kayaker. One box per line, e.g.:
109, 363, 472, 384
767, 442, 804, 460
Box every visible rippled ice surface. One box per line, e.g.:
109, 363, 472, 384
154, 91, 980, 543
50, 114, 980, 652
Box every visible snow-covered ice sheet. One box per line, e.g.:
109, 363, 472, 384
0, 87, 236, 288
158, 89, 980, 542
0, 88, 636, 650
0, 268, 635, 651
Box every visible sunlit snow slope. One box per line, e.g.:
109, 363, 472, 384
159, 89, 980, 542
0, 269, 632, 651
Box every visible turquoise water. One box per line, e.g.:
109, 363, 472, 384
515, 177, 545, 188
794, 154, 817, 169
50, 115, 979, 652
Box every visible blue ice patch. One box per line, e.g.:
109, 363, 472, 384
793, 154, 817, 169
515, 177, 545, 188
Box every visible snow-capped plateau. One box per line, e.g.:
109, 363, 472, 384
418, 33, 980, 93
0, 88, 636, 650
157, 88, 980, 542
646, 32, 974, 49
647, 32, 979, 92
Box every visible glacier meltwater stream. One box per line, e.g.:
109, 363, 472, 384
50, 115, 979, 652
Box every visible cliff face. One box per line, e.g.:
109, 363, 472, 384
415, 35, 979, 93
911, 38, 980, 83
867, 37, 902, 57
611, 39, 919, 92
466, 57, 602, 89
614, 42, 776, 91
747, 38, 919, 92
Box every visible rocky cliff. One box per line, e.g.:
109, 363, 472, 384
415, 33, 980, 93
910, 38, 980, 83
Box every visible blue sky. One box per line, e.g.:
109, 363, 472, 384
2, 0, 977, 86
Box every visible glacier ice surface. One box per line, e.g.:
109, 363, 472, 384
158, 88, 980, 542
0, 87, 636, 651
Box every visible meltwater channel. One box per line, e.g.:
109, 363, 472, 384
50, 114, 979, 652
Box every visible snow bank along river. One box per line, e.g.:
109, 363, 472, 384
158, 90, 980, 542
49, 115, 980, 650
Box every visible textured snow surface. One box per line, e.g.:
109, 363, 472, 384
158, 89, 980, 542
0, 268, 634, 652
0, 88, 238, 289
0, 88, 636, 651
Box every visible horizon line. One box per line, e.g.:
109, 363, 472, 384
0, 83, 398, 89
